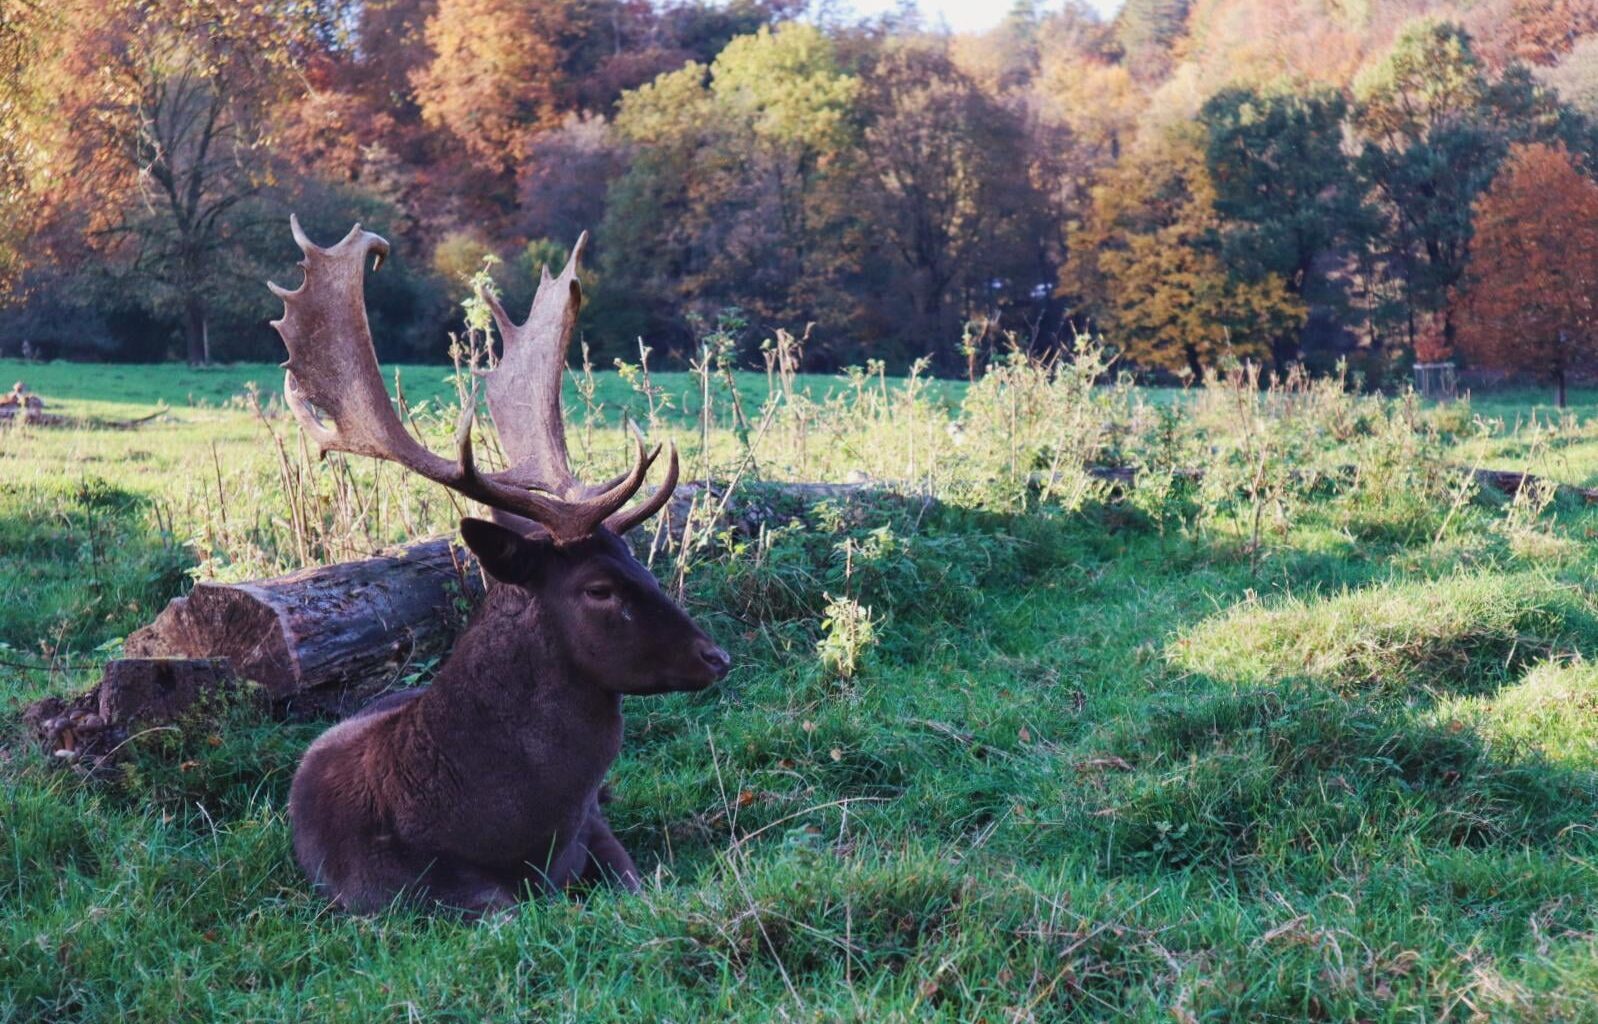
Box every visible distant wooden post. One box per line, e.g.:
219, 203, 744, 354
1413, 361, 1457, 401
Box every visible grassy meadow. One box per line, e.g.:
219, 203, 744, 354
3, 352, 1598, 1021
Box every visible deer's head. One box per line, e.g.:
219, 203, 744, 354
269, 218, 728, 695
460, 518, 728, 693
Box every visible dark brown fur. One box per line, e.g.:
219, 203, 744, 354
288, 521, 728, 914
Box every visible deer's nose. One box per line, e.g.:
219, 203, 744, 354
697, 642, 732, 679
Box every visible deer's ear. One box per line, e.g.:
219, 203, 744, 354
460, 517, 552, 584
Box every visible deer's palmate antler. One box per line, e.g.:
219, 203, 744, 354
269, 217, 678, 544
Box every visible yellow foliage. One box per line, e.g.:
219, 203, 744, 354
1066, 127, 1304, 375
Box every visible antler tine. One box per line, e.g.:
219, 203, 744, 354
483, 232, 590, 498
270, 216, 592, 541
487, 429, 659, 541
582, 426, 657, 523
606, 440, 680, 536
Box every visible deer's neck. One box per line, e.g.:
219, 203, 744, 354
414, 587, 623, 787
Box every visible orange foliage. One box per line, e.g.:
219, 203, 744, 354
1456, 143, 1598, 405
412, 0, 580, 169
1468, 0, 1598, 67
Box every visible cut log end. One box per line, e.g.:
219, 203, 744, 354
126, 587, 293, 694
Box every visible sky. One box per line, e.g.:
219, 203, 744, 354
836, 0, 1125, 33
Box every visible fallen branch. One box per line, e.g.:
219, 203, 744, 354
102, 407, 169, 430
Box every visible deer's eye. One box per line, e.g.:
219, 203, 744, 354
583, 583, 616, 602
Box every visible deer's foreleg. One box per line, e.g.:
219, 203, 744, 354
578, 809, 641, 892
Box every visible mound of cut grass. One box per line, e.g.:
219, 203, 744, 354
1449, 658, 1598, 767
1169, 574, 1598, 698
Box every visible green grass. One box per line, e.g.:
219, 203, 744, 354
0, 358, 965, 426
3, 362, 1598, 1021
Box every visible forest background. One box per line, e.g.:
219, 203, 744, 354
4, 0, 1598, 390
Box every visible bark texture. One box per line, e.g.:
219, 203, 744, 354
124, 538, 482, 705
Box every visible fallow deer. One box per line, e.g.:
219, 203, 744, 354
273, 218, 729, 914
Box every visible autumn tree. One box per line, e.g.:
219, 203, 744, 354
604, 22, 861, 355
279, 0, 436, 179
355, 0, 439, 111
1353, 18, 1564, 353
1540, 35, 1598, 117
1038, 55, 1144, 166
11, 0, 322, 363
949, 0, 1046, 96
856, 40, 1040, 369
1467, 0, 1598, 69
412, 0, 792, 173
517, 113, 624, 247
1176, 0, 1371, 94
412, 0, 585, 170
1068, 127, 1303, 377
1456, 143, 1598, 407
0, 1, 45, 303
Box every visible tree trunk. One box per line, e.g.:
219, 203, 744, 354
914, 279, 941, 370
1271, 334, 1300, 376
184, 294, 207, 366
123, 537, 482, 713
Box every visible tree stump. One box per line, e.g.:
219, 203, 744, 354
23, 658, 240, 766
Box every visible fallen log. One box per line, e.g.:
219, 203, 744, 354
1471, 468, 1598, 504
23, 538, 483, 762
123, 537, 482, 711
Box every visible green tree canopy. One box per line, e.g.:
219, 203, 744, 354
1353, 18, 1565, 349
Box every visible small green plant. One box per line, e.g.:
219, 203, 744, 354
816, 592, 877, 681
613, 338, 672, 434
